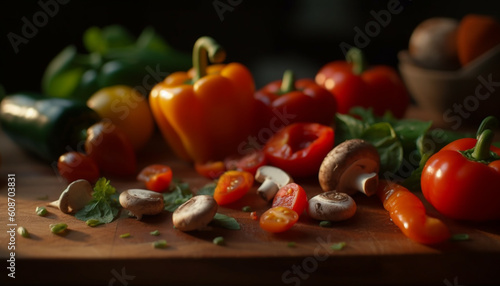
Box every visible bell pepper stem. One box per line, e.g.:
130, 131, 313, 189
280, 70, 296, 94
476, 116, 499, 139
192, 36, 226, 82
472, 130, 494, 161
346, 47, 367, 75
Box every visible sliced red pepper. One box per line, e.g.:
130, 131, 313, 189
263, 122, 334, 177
137, 164, 173, 193
377, 180, 450, 245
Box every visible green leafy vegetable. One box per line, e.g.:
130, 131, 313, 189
210, 213, 240, 230
196, 181, 217, 196
335, 107, 473, 190
150, 230, 160, 236
75, 177, 121, 224
163, 179, 193, 212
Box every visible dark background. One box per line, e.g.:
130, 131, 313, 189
1, 0, 500, 94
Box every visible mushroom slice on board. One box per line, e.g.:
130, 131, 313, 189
319, 139, 380, 196
48, 179, 93, 214
255, 165, 294, 201
172, 195, 218, 231
119, 189, 164, 220
308, 191, 356, 222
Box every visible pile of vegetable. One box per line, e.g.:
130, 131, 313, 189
2, 22, 500, 248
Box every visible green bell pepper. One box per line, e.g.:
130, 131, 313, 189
42, 25, 191, 101
0, 93, 100, 161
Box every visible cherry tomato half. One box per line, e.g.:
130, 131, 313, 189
260, 206, 299, 233
224, 150, 267, 176
57, 151, 100, 183
195, 161, 226, 179
263, 123, 334, 177
137, 164, 173, 193
272, 183, 308, 215
214, 170, 254, 205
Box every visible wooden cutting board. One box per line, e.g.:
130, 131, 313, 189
1, 110, 500, 286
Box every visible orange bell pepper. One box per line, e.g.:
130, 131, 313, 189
149, 36, 255, 162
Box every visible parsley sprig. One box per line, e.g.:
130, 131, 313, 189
75, 177, 121, 224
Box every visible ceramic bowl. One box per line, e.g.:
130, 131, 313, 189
398, 44, 500, 126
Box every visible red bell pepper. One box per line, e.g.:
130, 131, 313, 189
315, 47, 409, 118
254, 70, 337, 130
421, 116, 500, 221
263, 122, 334, 177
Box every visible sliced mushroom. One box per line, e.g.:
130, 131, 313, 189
307, 191, 356, 222
172, 195, 218, 231
255, 165, 293, 201
119, 189, 164, 220
318, 139, 380, 196
48, 179, 93, 214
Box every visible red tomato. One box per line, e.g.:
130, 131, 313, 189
224, 150, 267, 176
260, 206, 299, 233
195, 161, 226, 179
214, 170, 254, 205
272, 183, 308, 215
85, 121, 137, 176
263, 123, 334, 177
57, 152, 100, 183
137, 164, 173, 193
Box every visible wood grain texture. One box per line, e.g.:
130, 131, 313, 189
1, 108, 500, 286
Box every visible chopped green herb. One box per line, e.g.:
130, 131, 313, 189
119, 233, 131, 238
86, 219, 104, 227
210, 213, 240, 230
319, 220, 332, 228
50, 223, 68, 234
36, 206, 48, 216
153, 240, 168, 249
75, 177, 121, 224
163, 180, 193, 212
287, 242, 296, 248
242, 206, 252, 212
330, 242, 346, 251
451, 233, 470, 241
150, 230, 160, 236
17, 226, 29, 238
213, 236, 225, 246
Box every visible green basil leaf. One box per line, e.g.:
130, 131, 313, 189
210, 213, 240, 230
361, 122, 403, 174
75, 200, 118, 224
334, 113, 367, 145
163, 182, 193, 212
197, 181, 217, 196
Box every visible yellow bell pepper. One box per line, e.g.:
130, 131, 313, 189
149, 36, 255, 162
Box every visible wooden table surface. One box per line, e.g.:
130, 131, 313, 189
1, 107, 500, 286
